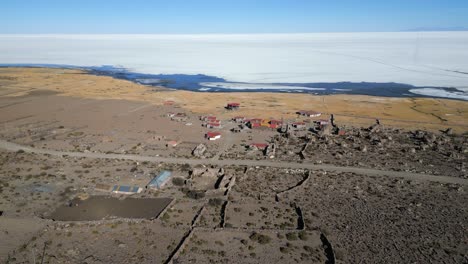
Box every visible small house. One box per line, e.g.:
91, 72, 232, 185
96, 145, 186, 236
250, 143, 268, 151
269, 120, 282, 129
200, 116, 217, 122
147, 171, 172, 190
171, 113, 188, 122
112, 185, 143, 194
226, 102, 240, 110
297, 110, 321, 118
261, 119, 271, 128
95, 184, 112, 192
292, 122, 306, 129
247, 118, 263, 129
232, 116, 246, 123
315, 119, 329, 126
167, 140, 179, 147
206, 132, 222, 141
207, 122, 222, 129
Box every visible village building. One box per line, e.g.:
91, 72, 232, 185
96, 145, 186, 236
269, 120, 283, 129
246, 118, 263, 129
292, 122, 306, 129
296, 110, 322, 118
250, 143, 268, 151
200, 116, 219, 124
171, 113, 188, 122
232, 116, 246, 123
315, 119, 329, 126
163, 100, 175, 106
166, 140, 179, 147
112, 185, 143, 194
226, 102, 240, 110
94, 184, 112, 192
147, 171, 173, 190
261, 119, 271, 128
206, 122, 222, 129
205, 132, 222, 140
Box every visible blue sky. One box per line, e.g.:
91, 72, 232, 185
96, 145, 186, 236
2, 0, 468, 33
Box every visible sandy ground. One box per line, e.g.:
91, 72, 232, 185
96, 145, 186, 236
1, 67, 467, 133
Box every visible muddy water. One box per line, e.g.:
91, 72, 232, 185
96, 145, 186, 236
49, 196, 172, 221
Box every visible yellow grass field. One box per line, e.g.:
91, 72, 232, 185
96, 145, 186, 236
1, 67, 467, 132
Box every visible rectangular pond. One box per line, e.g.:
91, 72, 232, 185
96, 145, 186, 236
48, 196, 172, 221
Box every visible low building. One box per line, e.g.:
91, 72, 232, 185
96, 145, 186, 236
232, 116, 246, 123
261, 119, 271, 127
292, 122, 306, 129
250, 143, 268, 151
167, 140, 179, 147
95, 184, 112, 192
297, 110, 322, 118
246, 118, 263, 129
112, 185, 143, 194
147, 171, 172, 190
200, 115, 217, 122
206, 122, 222, 129
226, 102, 240, 110
206, 132, 222, 140
315, 119, 329, 126
164, 100, 175, 106
269, 120, 283, 129
171, 113, 188, 122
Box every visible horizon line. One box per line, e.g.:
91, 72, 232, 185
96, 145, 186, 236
1, 30, 468, 36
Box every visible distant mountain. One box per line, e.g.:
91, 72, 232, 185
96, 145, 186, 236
403, 26, 468, 32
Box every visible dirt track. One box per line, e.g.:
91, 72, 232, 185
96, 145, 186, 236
1, 138, 466, 186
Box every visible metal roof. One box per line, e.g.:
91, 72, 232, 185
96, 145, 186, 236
147, 170, 172, 189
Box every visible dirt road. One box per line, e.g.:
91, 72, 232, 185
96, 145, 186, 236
1, 139, 466, 186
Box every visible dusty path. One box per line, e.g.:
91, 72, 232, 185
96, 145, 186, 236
1, 139, 466, 186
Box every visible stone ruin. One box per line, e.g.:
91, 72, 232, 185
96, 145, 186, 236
265, 143, 277, 158
192, 143, 207, 157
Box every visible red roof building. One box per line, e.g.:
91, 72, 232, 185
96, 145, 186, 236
200, 116, 218, 121
292, 122, 306, 129
226, 102, 240, 110
205, 132, 222, 140
250, 143, 268, 150
167, 140, 179, 147
270, 120, 282, 128
249, 118, 262, 123
232, 116, 246, 123
207, 122, 222, 128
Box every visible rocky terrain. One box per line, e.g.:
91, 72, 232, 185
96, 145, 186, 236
1, 148, 467, 263
223, 124, 468, 179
